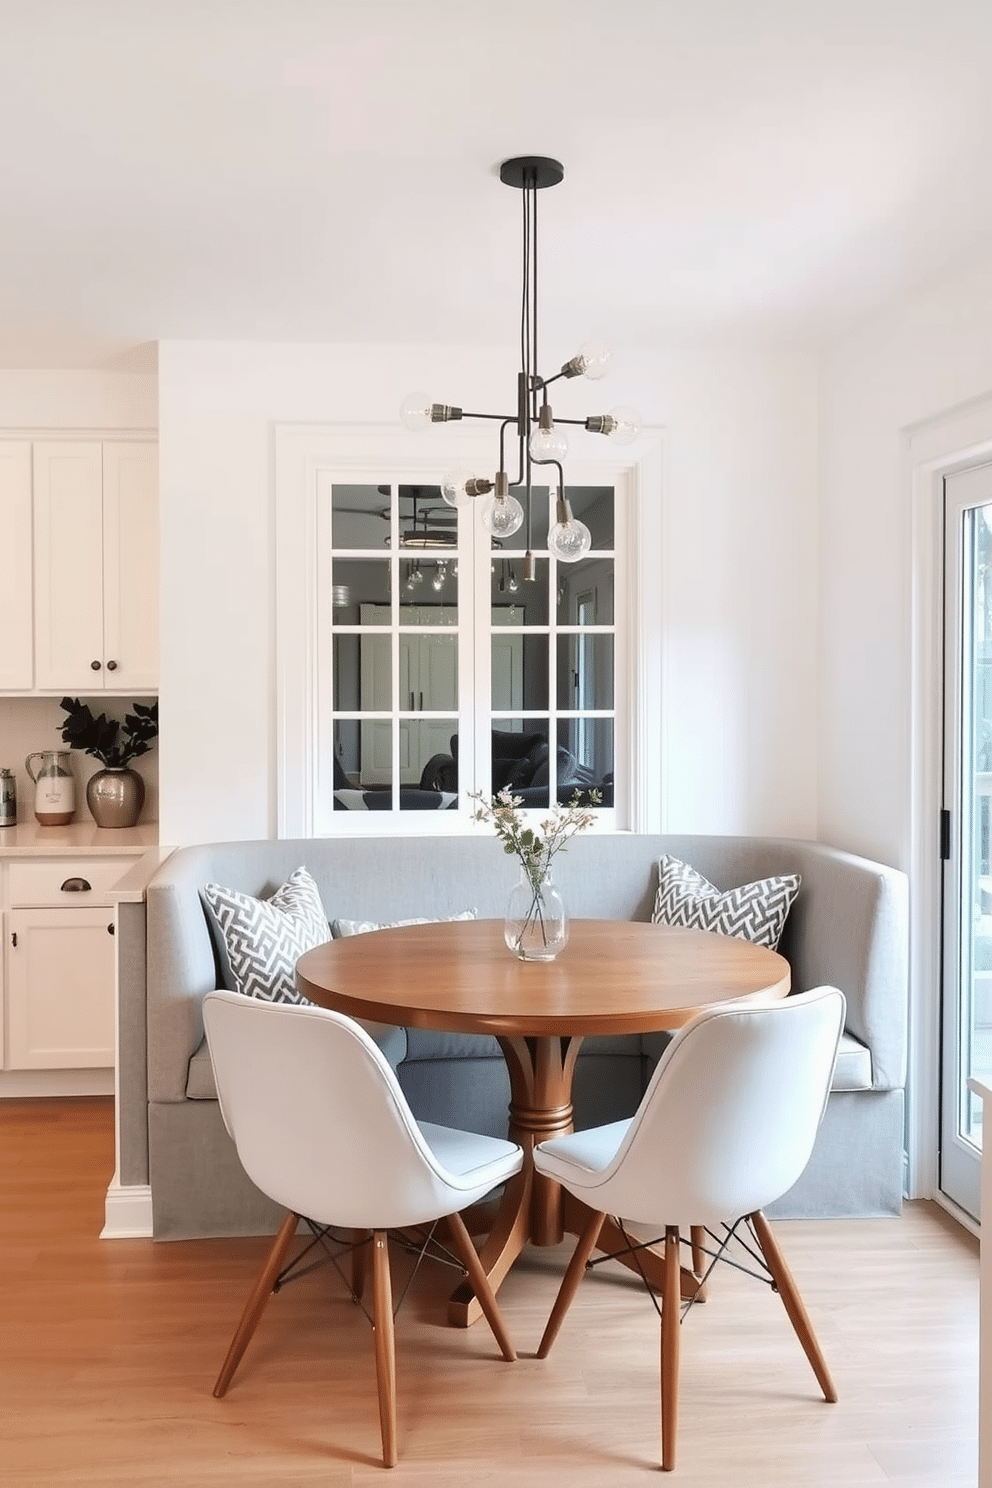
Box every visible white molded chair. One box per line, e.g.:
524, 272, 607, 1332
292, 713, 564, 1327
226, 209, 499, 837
203, 988, 523, 1468
534, 985, 845, 1472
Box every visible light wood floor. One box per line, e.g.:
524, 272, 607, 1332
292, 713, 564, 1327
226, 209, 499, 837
0, 1097, 980, 1485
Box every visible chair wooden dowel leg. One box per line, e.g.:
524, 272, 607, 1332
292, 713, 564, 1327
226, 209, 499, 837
213, 1209, 299, 1398
660, 1224, 681, 1472
351, 1228, 369, 1300
446, 1210, 517, 1362
536, 1208, 606, 1360
690, 1224, 706, 1276
371, 1230, 398, 1468
750, 1209, 838, 1403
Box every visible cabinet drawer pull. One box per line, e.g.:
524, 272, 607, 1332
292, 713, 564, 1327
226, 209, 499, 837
91, 660, 102, 671
60, 877, 92, 893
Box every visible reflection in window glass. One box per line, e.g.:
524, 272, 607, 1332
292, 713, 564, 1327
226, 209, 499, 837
492, 634, 549, 713
332, 484, 388, 550
567, 487, 614, 551
556, 556, 614, 625
491, 718, 550, 803
558, 717, 613, 808
404, 715, 459, 809
491, 555, 548, 623
401, 557, 458, 623
557, 633, 614, 711
401, 635, 458, 714
331, 634, 362, 710
332, 718, 360, 791
396, 484, 456, 553
358, 632, 391, 714
331, 558, 390, 623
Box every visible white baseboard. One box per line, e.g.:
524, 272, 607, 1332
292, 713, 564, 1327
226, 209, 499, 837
0, 1067, 114, 1098
101, 1180, 153, 1239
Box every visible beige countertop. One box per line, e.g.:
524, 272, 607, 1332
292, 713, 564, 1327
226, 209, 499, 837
0, 821, 160, 858
110, 846, 175, 901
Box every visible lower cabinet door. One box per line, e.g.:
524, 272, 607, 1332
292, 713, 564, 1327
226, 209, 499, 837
7, 907, 116, 1068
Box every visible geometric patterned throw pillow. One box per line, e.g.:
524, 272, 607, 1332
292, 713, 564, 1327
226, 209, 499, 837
651, 855, 800, 950
201, 866, 329, 1006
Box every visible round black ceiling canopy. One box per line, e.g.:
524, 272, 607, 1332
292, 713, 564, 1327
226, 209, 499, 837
499, 156, 564, 191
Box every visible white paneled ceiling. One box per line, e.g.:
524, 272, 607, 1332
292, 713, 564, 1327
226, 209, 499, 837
3, 0, 992, 367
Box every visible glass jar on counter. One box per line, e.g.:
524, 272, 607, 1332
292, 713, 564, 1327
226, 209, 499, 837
0, 767, 16, 827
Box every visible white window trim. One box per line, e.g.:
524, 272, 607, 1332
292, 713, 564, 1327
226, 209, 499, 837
274, 421, 665, 837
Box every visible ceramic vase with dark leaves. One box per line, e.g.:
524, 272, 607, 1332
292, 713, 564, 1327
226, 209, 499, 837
87, 767, 145, 829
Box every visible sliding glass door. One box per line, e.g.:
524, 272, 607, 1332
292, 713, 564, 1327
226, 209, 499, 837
941, 463, 992, 1219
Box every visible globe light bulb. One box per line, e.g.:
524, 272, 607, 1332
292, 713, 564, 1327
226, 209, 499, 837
529, 421, 569, 463
605, 405, 642, 445
431, 563, 446, 592
480, 493, 525, 538
562, 341, 611, 380
547, 493, 592, 562
399, 392, 435, 430
441, 469, 474, 507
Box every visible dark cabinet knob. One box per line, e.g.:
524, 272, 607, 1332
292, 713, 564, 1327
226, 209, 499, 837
107, 922, 115, 935
107, 660, 118, 671
60, 877, 92, 893
91, 660, 101, 671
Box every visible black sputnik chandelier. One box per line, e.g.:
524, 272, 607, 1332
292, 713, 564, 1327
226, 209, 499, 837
400, 156, 641, 574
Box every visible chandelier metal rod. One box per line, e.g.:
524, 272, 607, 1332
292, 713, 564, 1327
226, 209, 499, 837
401, 154, 641, 565
501, 418, 525, 493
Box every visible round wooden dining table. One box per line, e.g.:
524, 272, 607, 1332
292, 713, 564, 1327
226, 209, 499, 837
296, 917, 791, 1326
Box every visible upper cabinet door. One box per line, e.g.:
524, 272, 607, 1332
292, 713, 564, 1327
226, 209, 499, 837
32, 440, 158, 692
102, 442, 159, 691
33, 442, 106, 691
0, 441, 34, 689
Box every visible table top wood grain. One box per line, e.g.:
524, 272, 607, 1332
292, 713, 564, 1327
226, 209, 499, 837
296, 918, 791, 1037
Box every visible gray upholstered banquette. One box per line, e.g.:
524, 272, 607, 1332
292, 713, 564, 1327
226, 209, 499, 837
117, 833, 908, 1239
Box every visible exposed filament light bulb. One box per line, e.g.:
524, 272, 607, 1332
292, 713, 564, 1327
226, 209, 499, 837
547, 491, 592, 562
400, 392, 463, 429
585, 405, 642, 445
529, 403, 568, 463
481, 493, 525, 539
441, 470, 493, 508
560, 340, 612, 380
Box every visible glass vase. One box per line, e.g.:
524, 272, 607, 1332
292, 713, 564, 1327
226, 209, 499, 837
504, 867, 568, 961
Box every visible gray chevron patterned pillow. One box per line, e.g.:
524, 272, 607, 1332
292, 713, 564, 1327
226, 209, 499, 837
202, 866, 329, 1005
651, 855, 800, 950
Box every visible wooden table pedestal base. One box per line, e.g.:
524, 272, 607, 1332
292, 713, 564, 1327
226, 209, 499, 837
446, 1033, 706, 1327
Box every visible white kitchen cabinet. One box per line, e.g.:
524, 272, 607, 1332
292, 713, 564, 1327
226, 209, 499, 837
4, 855, 126, 1069
7, 907, 117, 1068
0, 441, 34, 689
32, 440, 158, 691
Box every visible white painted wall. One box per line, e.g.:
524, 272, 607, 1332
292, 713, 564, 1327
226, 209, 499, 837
158, 340, 819, 845
820, 249, 992, 870
0, 370, 156, 430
